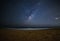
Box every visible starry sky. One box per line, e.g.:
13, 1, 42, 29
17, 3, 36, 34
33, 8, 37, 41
1, 0, 60, 27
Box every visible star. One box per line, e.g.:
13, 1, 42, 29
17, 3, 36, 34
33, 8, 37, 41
55, 17, 60, 20
56, 18, 59, 20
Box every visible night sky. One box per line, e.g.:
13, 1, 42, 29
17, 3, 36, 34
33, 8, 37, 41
1, 0, 60, 27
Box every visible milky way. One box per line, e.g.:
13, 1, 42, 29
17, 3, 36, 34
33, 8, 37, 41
1, 0, 60, 27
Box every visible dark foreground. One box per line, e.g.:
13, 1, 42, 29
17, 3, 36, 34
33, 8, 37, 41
0, 28, 60, 41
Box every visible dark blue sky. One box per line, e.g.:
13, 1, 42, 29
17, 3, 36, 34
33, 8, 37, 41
1, 0, 60, 27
